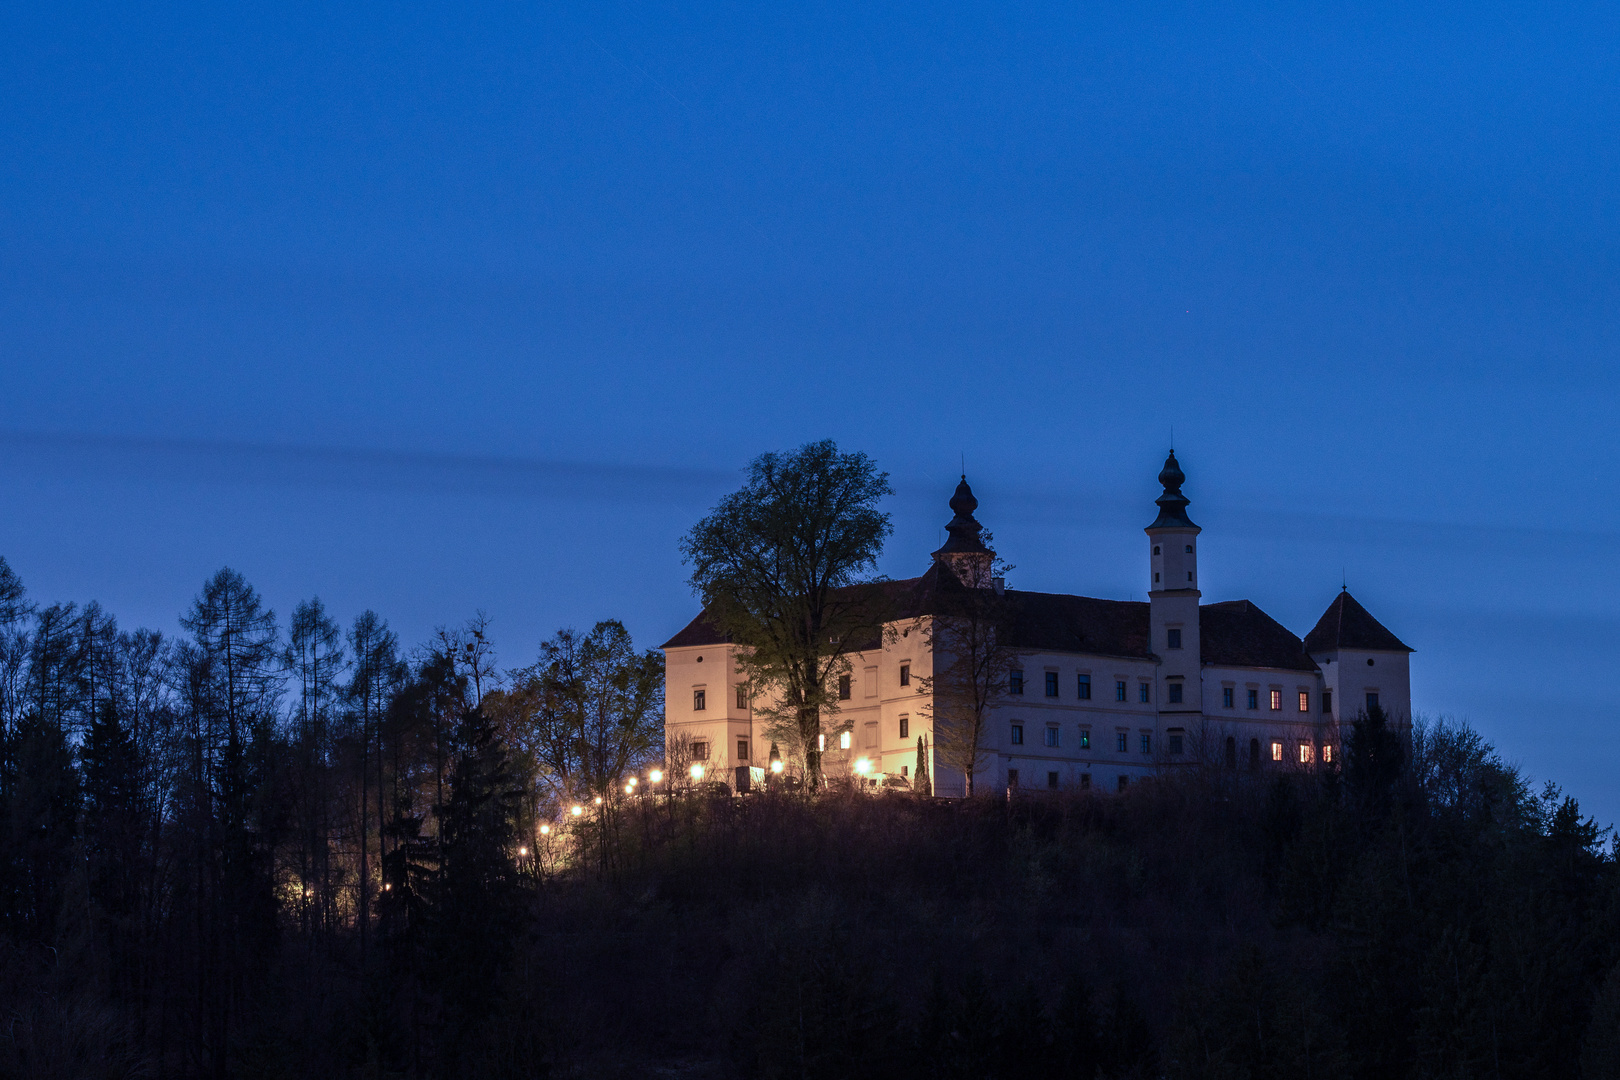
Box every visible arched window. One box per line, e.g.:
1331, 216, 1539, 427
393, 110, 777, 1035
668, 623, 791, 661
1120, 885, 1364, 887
1225, 736, 1236, 768
1248, 738, 1260, 769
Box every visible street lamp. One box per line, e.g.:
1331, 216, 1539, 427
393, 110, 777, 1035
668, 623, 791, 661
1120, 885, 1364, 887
855, 758, 871, 775
539, 823, 551, 835
768, 742, 783, 774
627, 776, 638, 788
570, 805, 583, 817
648, 769, 663, 784
594, 795, 603, 806
690, 762, 705, 781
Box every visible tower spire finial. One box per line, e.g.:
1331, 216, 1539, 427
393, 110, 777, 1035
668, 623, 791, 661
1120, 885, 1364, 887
1147, 449, 1196, 530
933, 475, 993, 585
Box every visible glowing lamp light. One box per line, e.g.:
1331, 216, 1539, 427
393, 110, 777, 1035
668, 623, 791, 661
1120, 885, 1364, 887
624, 784, 633, 794
770, 759, 784, 774
518, 846, 528, 856
649, 769, 664, 784
539, 823, 551, 835
594, 795, 603, 805
628, 776, 638, 788
854, 758, 872, 775
383, 883, 392, 891
570, 805, 583, 817
689, 763, 705, 781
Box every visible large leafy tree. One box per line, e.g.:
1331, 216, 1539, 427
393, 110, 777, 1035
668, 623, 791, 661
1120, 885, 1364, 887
681, 441, 892, 789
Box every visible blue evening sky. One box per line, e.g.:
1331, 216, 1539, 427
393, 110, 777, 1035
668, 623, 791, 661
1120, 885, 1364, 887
2, 2, 1617, 816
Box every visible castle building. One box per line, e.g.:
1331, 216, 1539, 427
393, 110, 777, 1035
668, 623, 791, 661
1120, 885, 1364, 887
661, 453, 1412, 796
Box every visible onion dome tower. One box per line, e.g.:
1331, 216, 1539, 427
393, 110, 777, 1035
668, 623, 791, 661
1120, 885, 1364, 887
1146, 450, 1202, 715
932, 476, 994, 587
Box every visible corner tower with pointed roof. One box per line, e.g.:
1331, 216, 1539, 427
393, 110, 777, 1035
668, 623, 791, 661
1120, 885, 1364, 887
933, 475, 995, 587
1304, 589, 1413, 725
1147, 451, 1202, 717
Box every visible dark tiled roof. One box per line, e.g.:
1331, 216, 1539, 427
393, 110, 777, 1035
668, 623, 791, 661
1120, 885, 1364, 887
1199, 600, 1320, 672
1002, 592, 1152, 659
661, 611, 731, 649
1303, 591, 1413, 654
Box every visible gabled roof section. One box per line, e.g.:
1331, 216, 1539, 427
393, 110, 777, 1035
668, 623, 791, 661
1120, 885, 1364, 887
1303, 590, 1413, 654
1001, 592, 1152, 659
661, 610, 730, 650
1199, 600, 1319, 672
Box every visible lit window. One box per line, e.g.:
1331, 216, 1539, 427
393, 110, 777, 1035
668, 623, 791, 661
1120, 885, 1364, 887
1044, 726, 1060, 748
1271, 741, 1282, 762
1077, 674, 1092, 700
1081, 773, 1091, 790
900, 664, 910, 687
1009, 669, 1025, 695
1299, 744, 1314, 764
839, 731, 851, 750
1322, 691, 1333, 714
1010, 724, 1024, 745
1247, 689, 1258, 710
1116, 681, 1128, 702
693, 741, 709, 760
1223, 687, 1234, 709
737, 739, 749, 760
1167, 628, 1182, 649
693, 688, 706, 711
1116, 732, 1128, 753
1080, 730, 1091, 750
736, 685, 748, 710
1140, 734, 1151, 754
1323, 745, 1333, 763
1139, 683, 1151, 703
1117, 776, 1129, 792
1168, 682, 1183, 704
1045, 671, 1059, 697
1298, 692, 1310, 713
1168, 732, 1184, 755
1366, 692, 1380, 711
1047, 771, 1059, 790
838, 675, 851, 700
899, 715, 909, 740
1269, 689, 1281, 711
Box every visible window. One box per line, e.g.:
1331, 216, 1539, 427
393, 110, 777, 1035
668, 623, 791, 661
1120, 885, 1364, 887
1153, 545, 1161, 555
1168, 682, 1183, 704
1080, 730, 1091, 750
899, 715, 909, 740
1223, 687, 1234, 709
1116, 681, 1128, 702
1298, 691, 1310, 713
1116, 732, 1128, 753
1154, 572, 1161, 583
1139, 682, 1151, 703
1008, 769, 1019, 788
1187, 571, 1193, 582
1140, 734, 1152, 754
1044, 726, 1060, 748
1185, 544, 1194, 553
737, 739, 750, 760
1009, 669, 1025, 695
1077, 674, 1092, 700
864, 723, 878, 748
1167, 628, 1182, 649
1081, 773, 1091, 790
901, 765, 909, 777
838, 674, 851, 700
864, 666, 878, 698
1271, 741, 1283, 762
1045, 671, 1059, 697
1300, 744, 1314, 764
1322, 690, 1333, 714
1247, 689, 1259, 710
737, 685, 748, 710
818, 733, 825, 752
1168, 732, 1184, 755
693, 688, 707, 711
1118, 776, 1129, 792
1010, 724, 1024, 745
692, 741, 709, 761
1249, 738, 1260, 767
1366, 692, 1380, 711
1269, 689, 1282, 711
1048, 771, 1059, 790
1323, 745, 1334, 763
899, 663, 910, 687
839, 731, 851, 750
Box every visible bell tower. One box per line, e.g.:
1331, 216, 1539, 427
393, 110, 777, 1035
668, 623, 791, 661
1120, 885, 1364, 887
1147, 451, 1202, 716
932, 476, 994, 587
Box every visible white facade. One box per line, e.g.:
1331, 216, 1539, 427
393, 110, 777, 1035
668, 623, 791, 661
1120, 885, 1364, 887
662, 455, 1413, 795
